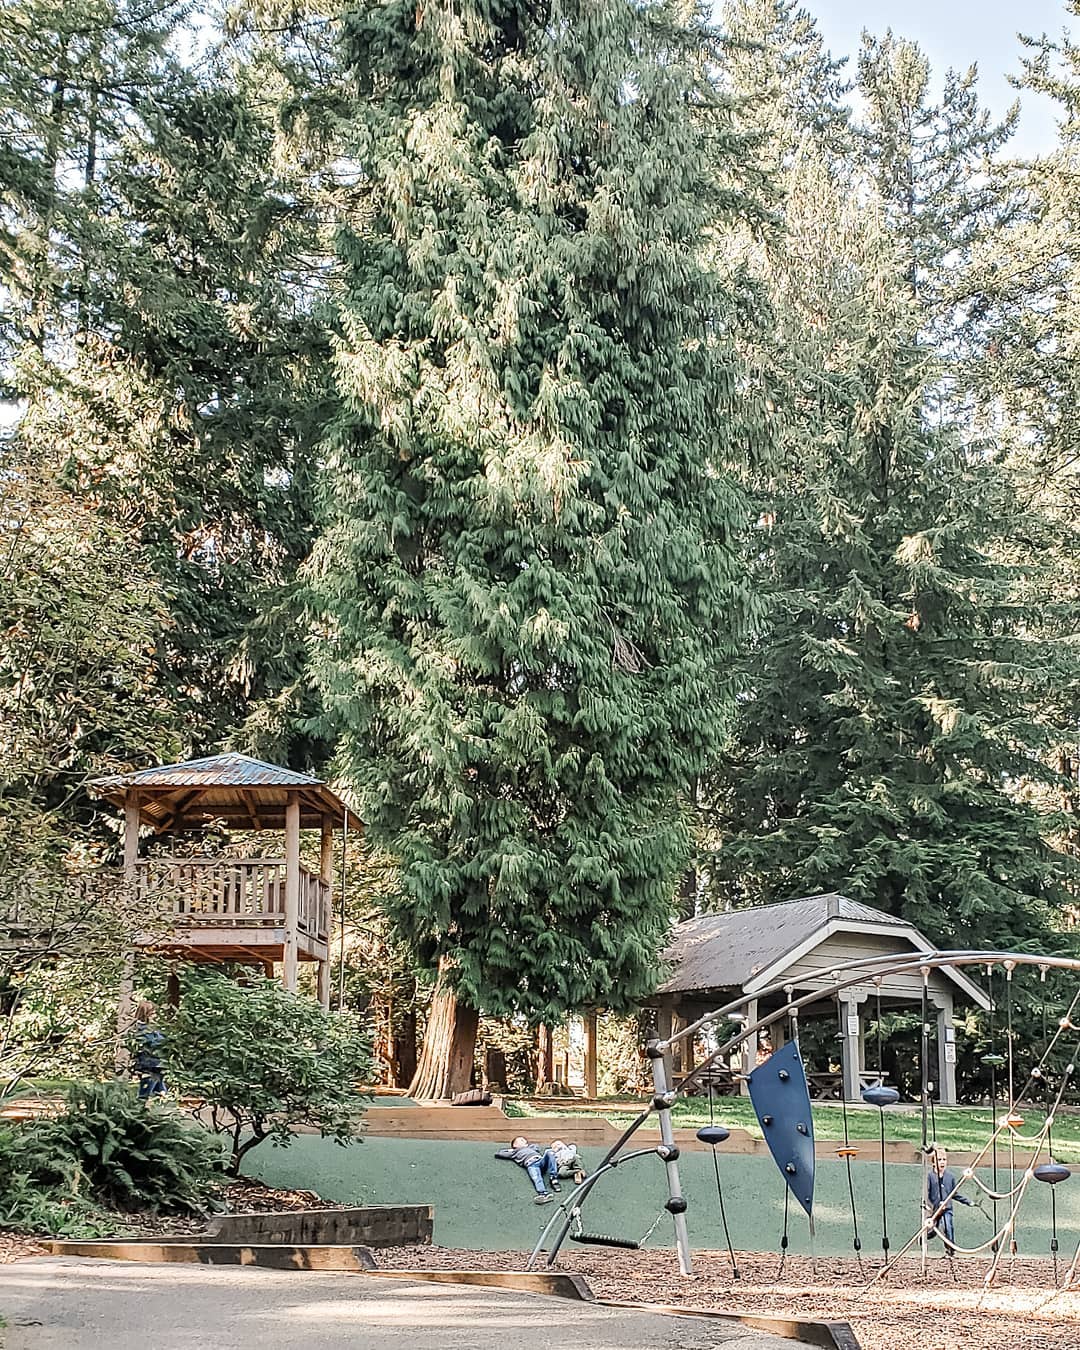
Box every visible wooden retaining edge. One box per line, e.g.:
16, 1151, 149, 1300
46, 1241, 379, 1271
364, 1267, 595, 1301
599, 1298, 862, 1350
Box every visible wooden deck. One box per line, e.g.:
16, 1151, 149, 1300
2, 859, 331, 967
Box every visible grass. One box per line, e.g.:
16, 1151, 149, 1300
506, 1096, 1080, 1160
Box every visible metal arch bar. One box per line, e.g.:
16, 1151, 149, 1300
662, 952, 1080, 1097
524, 1145, 674, 1271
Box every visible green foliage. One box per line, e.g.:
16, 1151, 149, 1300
704, 6, 1080, 950
307, 0, 768, 1031
0, 1082, 225, 1235
166, 975, 371, 1176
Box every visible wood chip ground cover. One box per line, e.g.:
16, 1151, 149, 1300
376, 1246, 1080, 1350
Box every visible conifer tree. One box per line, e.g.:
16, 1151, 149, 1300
3, 15, 333, 758
308, 0, 765, 1094
706, 16, 1075, 948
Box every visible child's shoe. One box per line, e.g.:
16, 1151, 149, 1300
551, 1180, 562, 1193
534, 1193, 553, 1205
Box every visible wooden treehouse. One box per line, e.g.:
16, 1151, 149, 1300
90, 753, 360, 1010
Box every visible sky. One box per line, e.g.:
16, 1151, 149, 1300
714, 0, 1072, 158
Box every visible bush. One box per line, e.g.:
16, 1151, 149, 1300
166, 975, 371, 1176
0, 1082, 225, 1235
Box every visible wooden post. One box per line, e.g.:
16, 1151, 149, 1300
936, 998, 957, 1106
317, 960, 330, 1009
740, 998, 758, 1095
840, 995, 863, 1102
282, 793, 300, 993
656, 1005, 676, 1087
583, 1009, 599, 1099
115, 791, 140, 1070
318, 814, 334, 1009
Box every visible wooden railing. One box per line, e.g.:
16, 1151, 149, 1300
135, 858, 330, 943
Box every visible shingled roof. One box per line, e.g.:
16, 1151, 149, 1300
657, 893, 915, 996
91, 752, 325, 789
89, 753, 362, 832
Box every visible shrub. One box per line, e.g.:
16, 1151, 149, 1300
166, 975, 371, 1176
0, 1082, 225, 1234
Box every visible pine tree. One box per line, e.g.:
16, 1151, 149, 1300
308, 0, 767, 1094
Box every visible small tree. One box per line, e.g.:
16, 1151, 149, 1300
166, 976, 371, 1177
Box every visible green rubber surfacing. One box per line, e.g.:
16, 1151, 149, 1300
246, 1135, 1080, 1259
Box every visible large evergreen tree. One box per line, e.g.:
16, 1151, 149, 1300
705, 13, 1076, 948
307, 0, 767, 1094
1, 5, 334, 759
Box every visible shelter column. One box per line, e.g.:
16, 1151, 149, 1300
283, 793, 300, 993
583, 1009, 599, 1098
935, 997, 957, 1106
740, 998, 758, 1095
317, 814, 334, 1010
115, 791, 141, 1070
839, 993, 866, 1102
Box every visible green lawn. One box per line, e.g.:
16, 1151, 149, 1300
507, 1096, 1080, 1160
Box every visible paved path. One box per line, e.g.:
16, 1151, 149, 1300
0, 1258, 817, 1349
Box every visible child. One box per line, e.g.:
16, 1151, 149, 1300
130, 999, 166, 1101
550, 1138, 586, 1184
926, 1149, 972, 1247
494, 1136, 561, 1204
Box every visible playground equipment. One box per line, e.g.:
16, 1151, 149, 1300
527, 949, 1079, 1287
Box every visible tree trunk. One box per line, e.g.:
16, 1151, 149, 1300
535, 1023, 554, 1091
392, 1008, 418, 1088
408, 958, 478, 1099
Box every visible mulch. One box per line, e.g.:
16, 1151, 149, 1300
374, 1245, 1080, 1350
0, 1178, 336, 1261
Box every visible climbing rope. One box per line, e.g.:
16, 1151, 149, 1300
707, 1079, 739, 1279
834, 989, 863, 1272
776, 1184, 791, 1280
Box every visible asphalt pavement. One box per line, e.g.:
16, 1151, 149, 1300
0, 1257, 818, 1349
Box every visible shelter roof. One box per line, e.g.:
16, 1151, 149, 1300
657, 893, 989, 1008
90, 753, 362, 832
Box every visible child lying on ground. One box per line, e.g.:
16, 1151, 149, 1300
550, 1139, 586, 1184
494, 1136, 561, 1204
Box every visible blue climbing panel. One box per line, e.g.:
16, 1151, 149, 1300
746, 1040, 815, 1219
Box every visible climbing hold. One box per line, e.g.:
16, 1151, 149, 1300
1004, 1112, 1025, 1130
666, 1195, 688, 1214
1034, 1162, 1072, 1185
696, 1125, 730, 1146
796, 1122, 808, 1135
778, 1070, 790, 1081
836, 1146, 859, 1159
981, 1053, 1007, 1069
785, 1162, 797, 1175
861, 1085, 900, 1108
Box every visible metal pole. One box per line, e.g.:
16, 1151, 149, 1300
649, 1044, 693, 1275
337, 813, 348, 1012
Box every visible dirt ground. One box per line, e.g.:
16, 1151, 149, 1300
376, 1245, 1080, 1350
